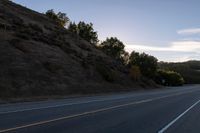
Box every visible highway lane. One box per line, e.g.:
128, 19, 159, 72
0, 85, 200, 133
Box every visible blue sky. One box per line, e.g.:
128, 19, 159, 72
13, 0, 200, 62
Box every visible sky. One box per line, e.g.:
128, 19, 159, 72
13, 0, 200, 62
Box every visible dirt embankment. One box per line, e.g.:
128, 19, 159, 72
0, 0, 158, 99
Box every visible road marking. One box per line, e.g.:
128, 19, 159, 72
0, 99, 111, 115
0, 90, 199, 133
158, 99, 200, 133
0, 95, 161, 115
0, 95, 154, 115
0, 88, 199, 115
0, 99, 153, 133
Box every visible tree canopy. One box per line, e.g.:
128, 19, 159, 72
68, 21, 98, 45
45, 9, 69, 27
129, 51, 158, 78
100, 37, 125, 60
129, 65, 141, 81
44, 9, 185, 86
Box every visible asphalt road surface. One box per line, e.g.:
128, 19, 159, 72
0, 85, 200, 133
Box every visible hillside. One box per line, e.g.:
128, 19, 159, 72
159, 60, 200, 84
0, 0, 157, 98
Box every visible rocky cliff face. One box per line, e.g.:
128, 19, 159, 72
0, 0, 153, 98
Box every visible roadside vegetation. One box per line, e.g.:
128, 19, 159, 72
0, 1, 189, 100
159, 61, 200, 84
45, 9, 185, 87
155, 70, 184, 86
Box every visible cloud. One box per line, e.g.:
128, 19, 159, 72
171, 41, 200, 52
125, 28, 200, 62
125, 41, 200, 53
177, 28, 200, 35
125, 44, 171, 52
125, 41, 200, 62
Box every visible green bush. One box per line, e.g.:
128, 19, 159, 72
155, 69, 184, 86
158, 61, 200, 84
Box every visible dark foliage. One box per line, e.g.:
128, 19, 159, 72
159, 61, 200, 84
45, 9, 69, 27
68, 21, 98, 45
155, 69, 184, 86
96, 63, 116, 82
129, 51, 158, 78
100, 37, 125, 60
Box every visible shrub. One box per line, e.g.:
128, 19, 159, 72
155, 69, 185, 86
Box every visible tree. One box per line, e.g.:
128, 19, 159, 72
100, 37, 125, 60
45, 9, 69, 27
129, 65, 141, 81
68, 21, 98, 45
57, 12, 69, 27
68, 22, 78, 34
129, 51, 158, 78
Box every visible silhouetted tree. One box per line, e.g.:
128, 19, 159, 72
45, 9, 69, 27
68, 21, 98, 45
129, 51, 158, 78
68, 22, 78, 34
100, 37, 125, 60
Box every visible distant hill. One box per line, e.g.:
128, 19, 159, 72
0, 0, 158, 98
159, 60, 200, 84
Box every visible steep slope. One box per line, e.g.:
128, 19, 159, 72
0, 0, 154, 98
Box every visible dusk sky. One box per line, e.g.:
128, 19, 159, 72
13, 0, 200, 62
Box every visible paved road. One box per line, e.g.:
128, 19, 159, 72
0, 85, 200, 133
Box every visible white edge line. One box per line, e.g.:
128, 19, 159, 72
0, 96, 144, 114
0, 89, 199, 115
0, 91, 199, 133
158, 99, 200, 133
0, 99, 153, 133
